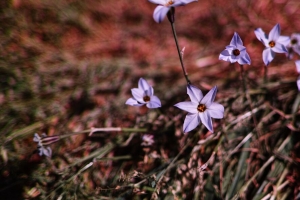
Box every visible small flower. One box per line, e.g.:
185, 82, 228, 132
141, 134, 155, 146
148, 0, 198, 23
33, 133, 59, 157
126, 78, 161, 108
174, 85, 224, 133
219, 32, 251, 65
254, 23, 290, 66
287, 33, 300, 58
296, 60, 300, 74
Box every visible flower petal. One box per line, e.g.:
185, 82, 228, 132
147, 95, 161, 108
131, 88, 145, 102
219, 50, 231, 62
295, 60, 300, 74
145, 87, 154, 97
238, 52, 251, 65
180, 0, 198, 4
153, 5, 170, 23
138, 78, 151, 91
230, 32, 243, 47
199, 111, 213, 132
277, 36, 290, 46
43, 147, 52, 157
201, 86, 217, 107
254, 28, 268, 46
272, 43, 288, 54
174, 101, 198, 113
187, 84, 203, 103
33, 133, 41, 142
125, 98, 145, 107
183, 113, 201, 133
269, 23, 280, 42
262, 48, 275, 66
207, 102, 224, 119
148, 0, 165, 5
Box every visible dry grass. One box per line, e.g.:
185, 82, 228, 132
0, 0, 300, 199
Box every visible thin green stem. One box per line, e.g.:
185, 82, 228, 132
170, 22, 191, 85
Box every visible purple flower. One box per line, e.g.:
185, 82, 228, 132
126, 78, 161, 108
174, 85, 224, 133
141, 134, 155, 146
148, 0, 198, 23
33, 133, 54, 157
219, 32, 251, 65
254, 23, 290, 66
287, 34, 300, 58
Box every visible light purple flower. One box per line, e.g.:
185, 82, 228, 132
296, 60, 300, 74
254, 23, 290, 66
219, 32, 251, 65
33, 133, 53, 157
126, 78, 161, 108
141, 134, 155, 146
287, 33, 300, 58
174, 85, 224, 133
148, 0, 198, 23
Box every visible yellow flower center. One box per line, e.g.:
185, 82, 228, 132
165, 0, 174, 6
269, 41, 275, 48
197, 104, 206, 112
233, 49, 240, 56
143, 96, 150, 102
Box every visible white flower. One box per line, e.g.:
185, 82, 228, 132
148, 0, 198, 23
174, 85, 224, 133
296, 60, 300, 74
33, 133, 52, 157
287, 33, 300, 58
254, 23, 290, 66
219, 32, 251, 65
126, 78, 161, 108
141, 134, 155, 146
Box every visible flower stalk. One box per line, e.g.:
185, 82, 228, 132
168, 17, 191, 84
239, 65, 247, 93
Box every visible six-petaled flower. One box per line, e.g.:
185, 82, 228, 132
148, 0, 198, 23
174, 85, 224, 133
126, 78, 161, 109
219, 32, 251, 65
254, 23, 290, 66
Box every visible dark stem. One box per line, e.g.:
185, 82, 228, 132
168, 9, 191, 85
239, 64, 247, 93
264, 65, 268, 83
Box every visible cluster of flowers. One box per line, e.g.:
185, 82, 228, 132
126, 78, 224, 133
126, 0, 300, 134
149, 1, 300, 69
34, 0, 300, 156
